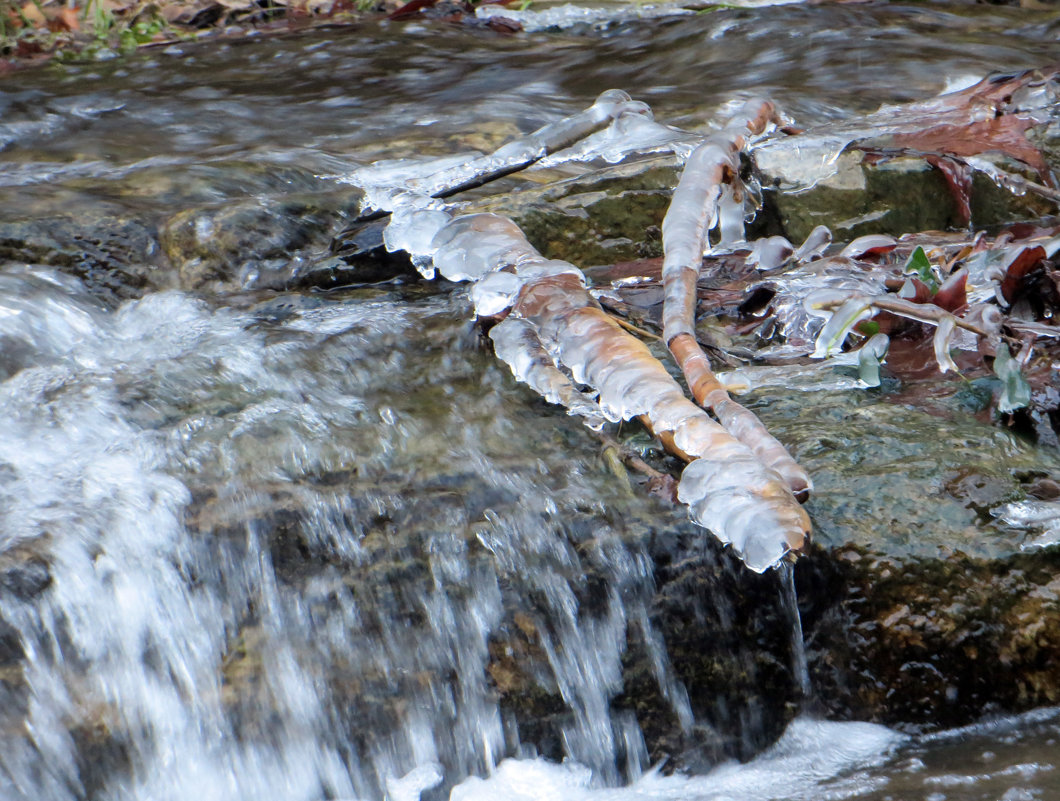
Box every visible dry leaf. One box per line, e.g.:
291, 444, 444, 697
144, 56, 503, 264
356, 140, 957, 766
20, 1, 47, 26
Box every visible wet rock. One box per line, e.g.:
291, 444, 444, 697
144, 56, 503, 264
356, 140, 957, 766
805, 546, 1060, 729
616, 527, 797, 769
0, 216, 168, 303
311, 217, 421, 287
0, 549, 52, 601
159, 192, 363, 292
474, 159, 681, 267
759, 150, 1057, 245
739, 385, 1060, 730
485, 516, 799, 775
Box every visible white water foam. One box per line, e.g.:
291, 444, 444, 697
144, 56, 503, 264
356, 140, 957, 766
449, 717, 903, 801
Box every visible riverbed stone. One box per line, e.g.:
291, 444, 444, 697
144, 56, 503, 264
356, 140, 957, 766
801, 545, 1060, 729
736, 383, 1060, 730
0, 215, 169, 303
159, 192, 363, 292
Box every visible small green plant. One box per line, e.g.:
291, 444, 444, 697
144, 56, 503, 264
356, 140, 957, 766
904, 245, 939, 292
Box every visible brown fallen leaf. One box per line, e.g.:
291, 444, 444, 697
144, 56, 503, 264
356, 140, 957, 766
926, 154, 973, 227
893, 115, 1052, 184
20, 0, 47, 26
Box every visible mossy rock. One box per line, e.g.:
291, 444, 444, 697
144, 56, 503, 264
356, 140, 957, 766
761, 149, 1057, 244
473, 160, 682, 267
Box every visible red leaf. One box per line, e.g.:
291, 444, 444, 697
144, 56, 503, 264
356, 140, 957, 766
900, 277, 935, 304
1000, 245, 1047, 305
893, 115, 1051, 184
926, 154, 973, 227
932, 267, 968, 313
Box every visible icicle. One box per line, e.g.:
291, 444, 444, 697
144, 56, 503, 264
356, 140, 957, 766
856, 333, 890, 387
489, 317, 606, 428
932, 316, 960, 374
994, 344, 1032, 413
715, 182, 747, 250
748, 236, 795, 270
470, 271, 524, 317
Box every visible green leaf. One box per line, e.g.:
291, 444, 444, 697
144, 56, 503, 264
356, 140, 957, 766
855, 320, 880, 337
904, 246, 938, 292
993, 345, 1031, 413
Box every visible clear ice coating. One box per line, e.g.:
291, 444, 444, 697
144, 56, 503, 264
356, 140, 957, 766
752, 68, 1060, 195
993, 500, 1060, 550
343, 89, 651, 220
488, 317, 606, 428
758, 256, 892, 349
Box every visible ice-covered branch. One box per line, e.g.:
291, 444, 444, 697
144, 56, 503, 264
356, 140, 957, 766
410, 210, 810, 571
346, 90, 652, 222
365, 94, 816, 571
661, 100, 813, 499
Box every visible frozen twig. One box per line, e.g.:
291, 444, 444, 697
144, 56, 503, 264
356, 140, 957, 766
413, 209, 810, 571
349, 90, 650, 223
661, 99, 813, 499
810, 294, 991, 339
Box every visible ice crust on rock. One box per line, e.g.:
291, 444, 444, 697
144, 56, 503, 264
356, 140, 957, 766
342, 89, 650, 220
535, 111, 693, 167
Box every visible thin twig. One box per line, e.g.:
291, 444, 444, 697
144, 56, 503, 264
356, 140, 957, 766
811, 295, 990, 337
595, 432, 670, 481
611, 314, 663, 341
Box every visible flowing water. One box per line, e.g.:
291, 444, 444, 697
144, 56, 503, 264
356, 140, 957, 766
1, 3, 1060, 800
775, 562, 810, 701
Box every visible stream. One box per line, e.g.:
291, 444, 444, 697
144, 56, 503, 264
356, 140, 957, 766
1, 3, 1060, 800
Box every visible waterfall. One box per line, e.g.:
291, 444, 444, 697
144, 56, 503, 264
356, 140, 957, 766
0, 272, 707, 800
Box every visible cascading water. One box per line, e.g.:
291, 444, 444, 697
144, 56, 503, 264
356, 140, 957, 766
3, 4, 1060, 799
776, 562, 811, 701
0, 268, 718, 800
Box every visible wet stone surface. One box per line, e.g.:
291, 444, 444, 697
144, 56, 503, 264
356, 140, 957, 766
0, 215, 169, 303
